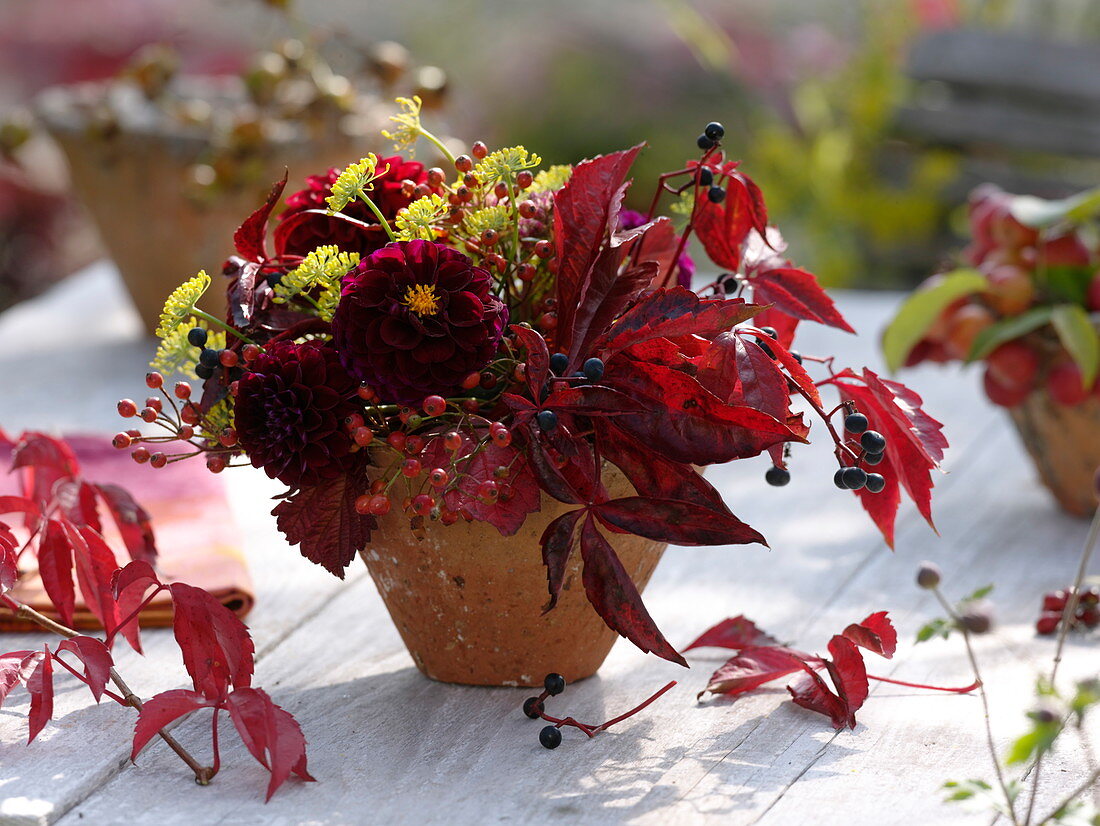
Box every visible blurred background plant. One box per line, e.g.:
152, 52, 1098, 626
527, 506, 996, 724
1, 0, 1099, 314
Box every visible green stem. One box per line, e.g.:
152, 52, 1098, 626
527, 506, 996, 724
190, 309, 257, 346
419, 128, 457, 167
356, 193, 397, 242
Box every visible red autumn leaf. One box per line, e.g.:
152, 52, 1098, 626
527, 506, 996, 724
822, 635, 869, 729
596, 420, 729, 512
510, 324, 550, 400
68, 524, 123, 638
225, 687, 315, 801
111, 559, 162, 653
682, 615, 779, 652
842, 611, 898, 659
693, 168, 768, 271
0, 650, 35, 707
698, 646, 815, 698
748, 266, 856, 334
26, 646, 53, 743
271, 469, 375, 578
0, 496, 39, 519
11, 432, 80, 520
55, 636, 113, 703
567, 249, 658, 365
522, 420, 604, 506
694, 332, 793, 423
54, 480, 102, 533
832, 369, 946, 538
787, 661, 850, 730
168, 582, 255, 700
596, 287, 761, 360
539, 508, 585, 610
131, 689, 213, 761
96, 483, 157, 564
0, 521, 17, 593
578, 514, 686, 667
541, 385, 647, 417
420, 433, 541, 536
605, 358, 804, 465
553, 145, 643, 360
233, 172, 288, 262
737, 326, 822, 410
593, 497, 767, 547
38, 519, 76, 627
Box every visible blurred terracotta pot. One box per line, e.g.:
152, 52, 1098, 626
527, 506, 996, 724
359, 465, 666, 687
36, 79, 372, 334
1008, 389, 1100, 517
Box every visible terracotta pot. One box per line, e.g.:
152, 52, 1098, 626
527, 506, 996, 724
35, 79, 374, 334
359, 465, 666, 687
1007, 388, 1100, 517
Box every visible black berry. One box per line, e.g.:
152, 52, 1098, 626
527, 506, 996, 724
199, 348, 221, 368
844, 413, 868, 434
707, 186, 726, 204
765, 465, 790, 487
865, 473, 886, 494
539, 725, 562, 749
833, 468, 848, 489
187, 327, 208, 347
860, 430, 887, 454
864, 451, 884, 466
195, 363, 215, 380
549, 353, 569, 375
536, 410, 559, 432
582, 357, 604, 382
916, 562, 941, 589
704, 121, 725, 140
790, 350, 803, 364
698, 167, 713, 187
544, 672, 566, 696
841, 467, 867, 490
758, 326, 778, 339
696, 134, 715, 151
755, 339, 775, 359
523, 697, 545, 719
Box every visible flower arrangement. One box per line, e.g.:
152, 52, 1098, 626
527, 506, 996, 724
117, 100, 946, 666
884, 184, 1100, 514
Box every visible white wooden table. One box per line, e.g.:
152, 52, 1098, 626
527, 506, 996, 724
1, 263, 1096, 825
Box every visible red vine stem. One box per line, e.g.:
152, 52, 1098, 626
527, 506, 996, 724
0, 593, 215, 785
538, 681, 678, 736
866, 674, 980, 694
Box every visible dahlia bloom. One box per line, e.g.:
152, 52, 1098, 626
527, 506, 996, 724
235, 341, 358, 486
331, 240, 508, 404
275, 155, 427, 258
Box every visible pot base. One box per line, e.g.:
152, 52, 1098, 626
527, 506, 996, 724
359, 469, 666, 687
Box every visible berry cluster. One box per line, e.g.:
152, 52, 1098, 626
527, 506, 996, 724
522, 673, 676, 749
1036, 586, 1100, 635
831, 411, 887, 493
113, 370, 243, 473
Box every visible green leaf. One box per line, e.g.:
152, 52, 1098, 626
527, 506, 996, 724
1006, 723, 1058, 765
1037, 265, 1093, 306
963, 584, 994, 603
968, 307, 1055, 361
916, 617, 952, 643
1051, 304, 1100, 386
883, 269, 988, 371
1009, 186, 1100, 228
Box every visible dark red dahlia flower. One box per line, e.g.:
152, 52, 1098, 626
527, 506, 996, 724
274, 155, 427, 258
235, 341, 359, 487
331, 240, 508, 404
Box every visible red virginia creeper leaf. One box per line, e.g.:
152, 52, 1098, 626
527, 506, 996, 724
0, 650, 35, 707
26, 647, 53, 743
682, 616, 779, 652
823, 635, 869, 729
539, 508, 584, 610
788, 661, 849, 730
593, 497, 767, 547
0, 496, 39, 519
750, 306, 800, 350
111, 560, 162, 653
69, 524, 123, 638
693, 168, 768, 272
54, 480, 102, 533
841, 611, 897, 659
56, 637, 113, 703
39, 519, 76, 627
225, 687, 314, 801
272, 468, 375, 578
749, 266, 856, 334
131, 689, 213, 761
96, 483, 157, 564
699, 646, 815, 699
233, 172, 288, 262
168, 582, 255, 700
511, 324, 550, 401
579, 514, 686, 667
0, 521, 17, 593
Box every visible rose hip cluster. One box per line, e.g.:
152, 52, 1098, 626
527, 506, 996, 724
906, 184, 1100, 409
1036, 586, 1100, 635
